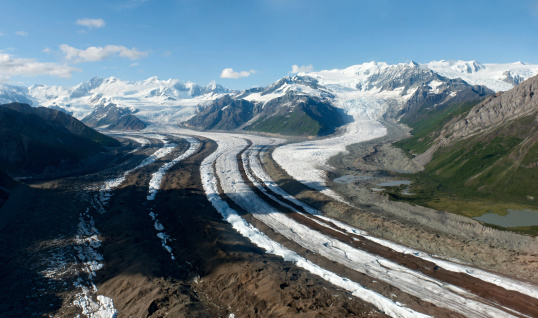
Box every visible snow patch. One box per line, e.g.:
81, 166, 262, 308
145, 136, 200, 260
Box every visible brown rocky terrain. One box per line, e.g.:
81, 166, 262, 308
0, 135, 387, 317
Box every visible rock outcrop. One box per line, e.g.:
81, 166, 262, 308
82, 103, 146, 131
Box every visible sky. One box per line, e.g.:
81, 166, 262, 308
1, 0, 537, 89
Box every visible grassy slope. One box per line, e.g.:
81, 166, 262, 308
394, 99, 480, 154
393, 101, 538, 235
245, 110, 321, 136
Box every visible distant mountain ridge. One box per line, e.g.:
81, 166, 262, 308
1, 60, 537, 135
426, 60, 537, 92
186, 61, 496, 135
24, 76, 233, 121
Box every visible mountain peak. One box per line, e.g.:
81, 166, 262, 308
144, 76, 160, 83
206, 80, 217, 90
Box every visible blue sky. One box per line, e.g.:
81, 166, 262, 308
1, 0, 537, 89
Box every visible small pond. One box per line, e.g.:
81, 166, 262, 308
376, 180, 412, 187
333, 175, 372, 184
473, 209, 538, 227
390, 169, 413, 174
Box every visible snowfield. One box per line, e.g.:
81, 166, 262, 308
426, 60, 538, 92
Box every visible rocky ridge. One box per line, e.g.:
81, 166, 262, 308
417, 74, 538, 164
82, 103, 146, 131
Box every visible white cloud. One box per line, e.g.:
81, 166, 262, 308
130, 62, 139, 67
0, 53, 80, 80
76, 18, 106, 29
43, 47, 51, 53
291, 64, 313, 73
15, 31, 28, 36
220, 68, 256, 79
0, 32, 3, 37
59, 44, 148, 63
117, 0, 151, 9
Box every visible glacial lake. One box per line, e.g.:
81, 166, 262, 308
333, 175, 372, 184
473, 209, 538, 227
376, 180, 412, 187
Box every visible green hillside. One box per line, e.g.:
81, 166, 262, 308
244, 110, 322, 136
392, 98, 538, 235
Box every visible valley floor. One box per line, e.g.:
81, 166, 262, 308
1, 125, 537, 318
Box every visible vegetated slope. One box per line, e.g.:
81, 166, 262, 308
82, 103, 146, 130
395, 79, 493, 154
245, 93, 351, 136
395, 75, 538, 225
0, 103, 119, 177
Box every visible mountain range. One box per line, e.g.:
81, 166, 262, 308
1, 60, 537, 135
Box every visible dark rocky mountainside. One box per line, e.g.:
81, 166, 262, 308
0, 171, 17, 208
396, 77, 493, 123
1, 103, 119, 146
0, 103, 120, 177
82, 103, 146, 131
183, 95, 255, 131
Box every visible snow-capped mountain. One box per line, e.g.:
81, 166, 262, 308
1, 60, 537, 131
25, 76, 233, 124
0, 83, 37, 106
232, 60, 530, 124
426, 60, 538, 92
186, 61, 497, 135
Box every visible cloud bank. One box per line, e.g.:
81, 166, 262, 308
0, 53, 80, 80
76, 18, 106, 29
60, 44, 148, 63
220, 68, 256, 79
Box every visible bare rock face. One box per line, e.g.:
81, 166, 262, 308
450, 76, 536, 139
